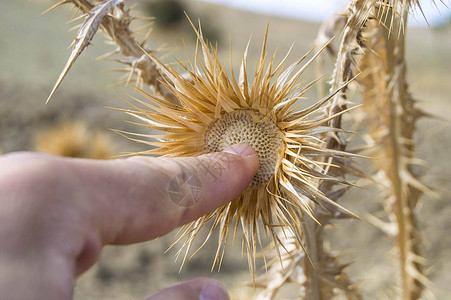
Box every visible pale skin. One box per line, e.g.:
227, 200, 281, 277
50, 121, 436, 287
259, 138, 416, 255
0, 144, 259, 300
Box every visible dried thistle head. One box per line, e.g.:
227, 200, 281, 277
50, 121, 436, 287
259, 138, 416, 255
34, 121, 113, 159
120, 23, 356, 275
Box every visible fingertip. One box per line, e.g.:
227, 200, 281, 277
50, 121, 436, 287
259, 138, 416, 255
146, 278, 229, 300
222, 143, 259, 176
192, 144, 259, 208
199, 279, 230, 300
222, 143, 258, 158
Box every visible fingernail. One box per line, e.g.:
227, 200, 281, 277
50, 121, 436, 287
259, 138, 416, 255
199, 282, 229, 300
222, 143, 256, 157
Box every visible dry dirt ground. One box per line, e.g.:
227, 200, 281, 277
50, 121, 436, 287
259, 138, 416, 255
1, 0, 450, 299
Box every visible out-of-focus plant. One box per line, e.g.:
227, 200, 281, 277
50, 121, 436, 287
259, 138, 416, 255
34, 121, 113, 159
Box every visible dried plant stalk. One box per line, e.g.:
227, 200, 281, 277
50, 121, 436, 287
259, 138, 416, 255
255, 1, 372, 299
298, 1, 370, 299
254, 234, 306, 299
358, 3, 431, 299
46, 0, 178, 104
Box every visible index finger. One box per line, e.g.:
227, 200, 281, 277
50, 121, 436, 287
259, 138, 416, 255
66, 144, 259, 245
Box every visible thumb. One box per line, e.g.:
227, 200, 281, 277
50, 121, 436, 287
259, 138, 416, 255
145, 278, 230, 300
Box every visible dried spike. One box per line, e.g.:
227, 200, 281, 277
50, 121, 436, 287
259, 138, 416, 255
96, 48, 121, 60
45, 0, 179, 105
67, 13, 88, 24
41, 0, 70, 15
47, 0, 123, 103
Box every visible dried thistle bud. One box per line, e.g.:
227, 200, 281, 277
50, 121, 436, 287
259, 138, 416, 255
120, 23, 357, 275
34, 121, 113, 159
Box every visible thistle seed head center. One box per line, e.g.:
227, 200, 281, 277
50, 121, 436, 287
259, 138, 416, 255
205, 110, 282, 186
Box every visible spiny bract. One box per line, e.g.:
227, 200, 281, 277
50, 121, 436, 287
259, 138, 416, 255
120, 24, 356, 275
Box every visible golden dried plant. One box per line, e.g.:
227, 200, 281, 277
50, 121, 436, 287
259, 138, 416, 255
354, 0, 430, 33
116, 22, 360, 277
298, 1, 369, 298
45, 0, 178, 104
254, 234, 306, 299
255, 1, 374, 299
34, 121, 113, 159
357, 3, 433, 299
311, 0, 439, 299
255, 0, 440, 298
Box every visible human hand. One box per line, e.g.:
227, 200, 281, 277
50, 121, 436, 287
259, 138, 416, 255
0, 144, 259, 300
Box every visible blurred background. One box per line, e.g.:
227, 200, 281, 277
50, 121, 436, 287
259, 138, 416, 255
1, 0, 450, 299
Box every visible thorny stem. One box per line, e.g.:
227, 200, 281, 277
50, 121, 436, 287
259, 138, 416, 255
68, 0, 179, 104
380, 7, 424, 299
256, 1, 367, 299
302, 217, 322, 300
358, 1, 428, 298
300, 1, 365, 299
